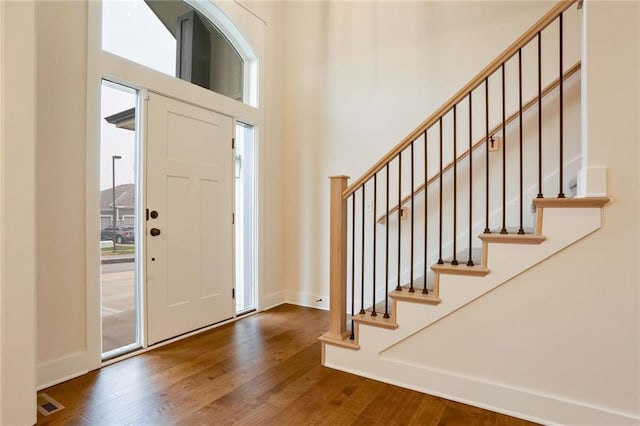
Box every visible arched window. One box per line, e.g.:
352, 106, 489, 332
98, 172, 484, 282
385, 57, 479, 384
102, 0, 256, 105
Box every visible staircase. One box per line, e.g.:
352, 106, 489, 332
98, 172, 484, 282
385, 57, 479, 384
319, 0, 614, 423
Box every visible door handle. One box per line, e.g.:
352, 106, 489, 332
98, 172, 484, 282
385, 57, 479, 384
150, 228, 161, 237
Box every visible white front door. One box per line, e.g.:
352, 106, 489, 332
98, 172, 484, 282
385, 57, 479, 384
146, 93, 234, 346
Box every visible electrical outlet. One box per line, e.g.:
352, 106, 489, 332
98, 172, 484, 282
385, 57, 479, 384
489, 136, 500, 152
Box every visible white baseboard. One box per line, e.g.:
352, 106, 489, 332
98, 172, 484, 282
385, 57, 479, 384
285, 291, 329, 311
260, 291, 286, 311
323, 357, 639, 425
37, 351, 91, 390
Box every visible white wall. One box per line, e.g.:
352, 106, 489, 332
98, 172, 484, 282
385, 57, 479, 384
383, 1, 640, 420
1, 3, 4, 419
0, 1, 37, 424
36, 1, 90, 381
238, 1, 287, 309
281, 1, 564, 306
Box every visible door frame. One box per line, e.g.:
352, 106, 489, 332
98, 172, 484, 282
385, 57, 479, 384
86, 0, 265, 371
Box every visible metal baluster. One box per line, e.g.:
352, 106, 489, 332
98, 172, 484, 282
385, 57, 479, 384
438, 118, 444, 265
410, 143, 415, 292
384, 163, 390, 318
484, 78, 491, 234
423, 130, 429, 294
537, 31, 544, 199
452, 107, 458, 266
501, 64, 508, 235
558, 14, 565, 198
396, 153, 402, 291
350, 194, 355, 340
467, 92, 475, 266
518, 49, 525, 235
360, 185, 365, 314
372, 174, 377, 317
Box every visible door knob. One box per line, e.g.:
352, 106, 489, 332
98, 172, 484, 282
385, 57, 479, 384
150, 228, 161, 237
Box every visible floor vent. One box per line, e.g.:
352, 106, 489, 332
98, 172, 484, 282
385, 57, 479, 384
37, 393, 64, 416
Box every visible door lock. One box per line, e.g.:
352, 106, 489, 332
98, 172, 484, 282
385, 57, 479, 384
150, 210, 159, 219
150, 228, 161, 236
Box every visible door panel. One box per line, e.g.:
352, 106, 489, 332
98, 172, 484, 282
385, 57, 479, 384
146, 93, 233, 346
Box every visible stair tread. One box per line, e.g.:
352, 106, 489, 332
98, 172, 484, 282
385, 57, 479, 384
485, 226, 535, 234
398, 271, 435, 289
479, 232, 545, 244
443, 247, 483, 265
353, 312, 398, 329
432, 262, 489, 276
391, 288, 441, 304
533, 196, 609, 208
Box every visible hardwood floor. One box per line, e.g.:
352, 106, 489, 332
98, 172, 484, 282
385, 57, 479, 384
38, 304, 537, 425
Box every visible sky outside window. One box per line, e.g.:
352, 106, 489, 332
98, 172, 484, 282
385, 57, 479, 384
101, 0, 176, 188
102, 0, 176, 77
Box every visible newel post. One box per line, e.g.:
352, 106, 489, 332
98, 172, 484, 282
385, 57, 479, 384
327, 175, 350, 341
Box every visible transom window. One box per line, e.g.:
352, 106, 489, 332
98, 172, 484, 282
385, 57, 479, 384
102, 0, 244, 102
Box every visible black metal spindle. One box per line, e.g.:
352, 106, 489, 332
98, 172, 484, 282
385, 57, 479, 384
518, 48, 525, 235
350, 194, 355, 340
360, 185, 365, 315
396, 153, 402, 291
452, 107, 458, 266
537, 31, 544, 199
384, 163, 390, 318
484, 78, 491, 234
372, 174, 377, 317
423, 130, 429, 294
558, 13, 565, 198
438, 118, 444, 264
501, 64, 508, 234
409, 142, 415, 292
467, 92, 474, 267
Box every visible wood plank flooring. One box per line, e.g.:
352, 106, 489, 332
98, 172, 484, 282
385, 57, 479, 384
37, 304, 537, 425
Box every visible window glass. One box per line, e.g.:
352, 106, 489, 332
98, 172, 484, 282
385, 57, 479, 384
100, 80, 140, 358
102, 0, 244, 102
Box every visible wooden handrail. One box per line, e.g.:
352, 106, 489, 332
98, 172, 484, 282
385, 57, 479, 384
343, 0, 578, 199
377, 61, 581, 224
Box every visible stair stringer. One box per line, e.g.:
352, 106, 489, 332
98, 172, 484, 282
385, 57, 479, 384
323, 206, 603, 387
